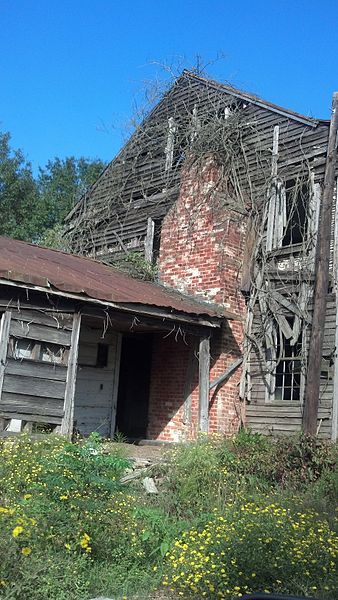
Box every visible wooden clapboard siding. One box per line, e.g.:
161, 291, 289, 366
0, 392, 64, 417
67, 71, 330, 264
0, 299, 75, 428
0, 286, 75, 314
0, 410, 62, 425
2, 373, 66, 399
248, 288, 336, 438
9, 308, 73, 329
246, 402, 331, 437
6, 358, 67, 381
10, 321, 71, 346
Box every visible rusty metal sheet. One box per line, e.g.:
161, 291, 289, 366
0, 237, 234, 320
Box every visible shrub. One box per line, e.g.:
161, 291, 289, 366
163, 432, 338, 518
163, 501, 338, 599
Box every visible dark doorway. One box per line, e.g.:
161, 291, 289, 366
115, 335, 152, 440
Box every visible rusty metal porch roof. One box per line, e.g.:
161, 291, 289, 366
0, 237, 236, 322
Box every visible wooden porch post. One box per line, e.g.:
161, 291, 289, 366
0, 311, 11, 431
198, 335, 210, 433
303, 93, 338, 435
61, 312, 81, 438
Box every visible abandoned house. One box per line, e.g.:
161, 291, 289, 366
1, 71, 337, 441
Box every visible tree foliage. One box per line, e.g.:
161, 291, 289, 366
0, 131, 106, 248
0, 132, 40, 241
37, 157, 105, 232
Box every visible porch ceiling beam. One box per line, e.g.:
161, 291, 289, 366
81, 306, 220, 337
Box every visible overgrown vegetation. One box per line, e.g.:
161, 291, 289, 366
0, 432, 337, 599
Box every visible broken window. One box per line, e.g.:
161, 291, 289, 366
8, 337, 68, 365
275, 318, 302, 401
266, 178, 310, 251
282, 180, 309, 246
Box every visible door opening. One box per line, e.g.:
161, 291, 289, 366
115, 334, 152, 440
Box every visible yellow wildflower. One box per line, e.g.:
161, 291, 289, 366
12, 526, 24, 538
21, 547, 32, 556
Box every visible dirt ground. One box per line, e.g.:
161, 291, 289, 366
105, 441, 169, 462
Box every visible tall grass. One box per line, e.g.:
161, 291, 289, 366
0, 431, 337, 599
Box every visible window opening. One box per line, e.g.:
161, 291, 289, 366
9, 337, 67, 365
96, 343, 109, 368
144, 217, 162, 264
275, 318, 302, 401
282, 180, 308, 246
152, 219, 162, 264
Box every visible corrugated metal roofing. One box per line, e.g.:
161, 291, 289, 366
0, 237, 232, 320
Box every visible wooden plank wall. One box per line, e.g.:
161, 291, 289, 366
0, 306, 73, 428
247, 294, 336, 439
66, 73, 330, 266
74, 325, 121, 437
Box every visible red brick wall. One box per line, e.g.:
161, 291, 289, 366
147, 334, 197, 441
147, 159, 247, 441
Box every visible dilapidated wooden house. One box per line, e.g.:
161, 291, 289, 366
1, 71, 337, 441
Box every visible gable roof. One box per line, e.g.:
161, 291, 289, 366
181, 70, 322, 127
0, 236, 234, 324
65, 70, 331, 265
66, 70, 325, 223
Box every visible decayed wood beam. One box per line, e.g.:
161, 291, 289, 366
0, 311, 11, 431
61, 312, 81, 438
209, 357, 243, 390
331, 178, 338, 442
109, 332, 122, 438
308, 175, 321, 269
198, 336, 210, 433
0, 310, 11, 390
144, 217, 155, 263
164, 117, 176, 172
266, 125, 279, 252
303, 93, 338, 436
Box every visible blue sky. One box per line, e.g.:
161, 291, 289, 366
1, 0, 337, 173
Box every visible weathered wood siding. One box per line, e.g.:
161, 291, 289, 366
66, 72, 330, 269
74, 326, 121, 437
0, 305, 73, 427
247, 294, 336, 438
